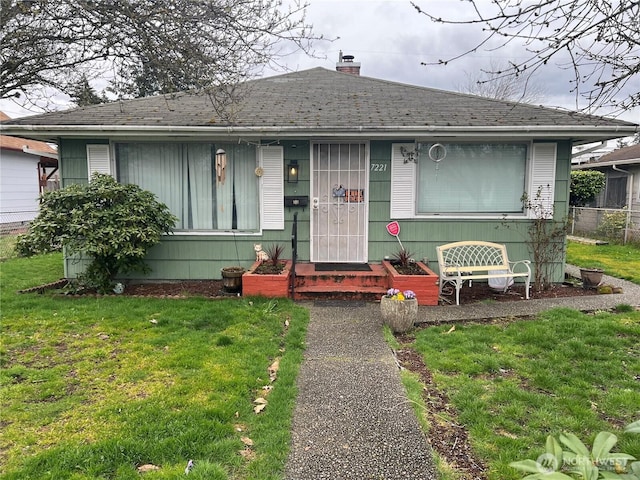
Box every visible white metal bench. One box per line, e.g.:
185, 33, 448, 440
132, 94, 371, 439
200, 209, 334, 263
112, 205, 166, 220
436, 241, 531, 305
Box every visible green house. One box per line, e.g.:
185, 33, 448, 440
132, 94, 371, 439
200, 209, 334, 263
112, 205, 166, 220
3, 65, 637, 283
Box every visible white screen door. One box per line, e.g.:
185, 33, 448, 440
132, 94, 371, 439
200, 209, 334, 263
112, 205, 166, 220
311, 143, 369, 262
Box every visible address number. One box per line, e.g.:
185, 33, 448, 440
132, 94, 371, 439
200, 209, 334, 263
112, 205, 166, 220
370, 163, 388, 172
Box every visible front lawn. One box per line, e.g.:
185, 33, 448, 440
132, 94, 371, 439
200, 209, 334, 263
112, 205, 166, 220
406, 309, 640, 479
0, 254, 309, 479
567, 241, 640, 284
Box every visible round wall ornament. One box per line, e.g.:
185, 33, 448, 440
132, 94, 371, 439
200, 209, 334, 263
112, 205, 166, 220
428, 143, 447, 163
254, 167, 264, 177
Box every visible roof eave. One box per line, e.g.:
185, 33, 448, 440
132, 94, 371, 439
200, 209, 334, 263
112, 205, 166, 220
1, 124, 637, 144
573, 157, 640, 169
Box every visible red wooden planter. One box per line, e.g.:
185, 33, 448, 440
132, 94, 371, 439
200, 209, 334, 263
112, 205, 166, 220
382, 260, 439, 306
242, 260, 292, 298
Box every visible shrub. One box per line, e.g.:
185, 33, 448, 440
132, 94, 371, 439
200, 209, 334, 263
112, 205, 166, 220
16, 173, 177, 292
596, 208, 629, 242
570, 170, 606, 206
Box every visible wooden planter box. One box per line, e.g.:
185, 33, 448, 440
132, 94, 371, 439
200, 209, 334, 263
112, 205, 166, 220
382, 260, 439, 306
242, 260, 292, 298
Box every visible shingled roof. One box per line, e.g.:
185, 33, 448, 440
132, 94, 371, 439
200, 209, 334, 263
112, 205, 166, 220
1, 68, 637, 143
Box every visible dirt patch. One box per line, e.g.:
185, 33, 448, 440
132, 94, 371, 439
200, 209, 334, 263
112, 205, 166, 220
395, 348, 488, 480
123, 280, 226, 298
445, 281, 600, 305
122, 279, 601, 302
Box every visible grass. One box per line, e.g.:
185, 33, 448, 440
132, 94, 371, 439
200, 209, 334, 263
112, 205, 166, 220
0, 253, 309, 479
0, 234, 19, 261
409, 309, 640, 479
567, 241, 640, 284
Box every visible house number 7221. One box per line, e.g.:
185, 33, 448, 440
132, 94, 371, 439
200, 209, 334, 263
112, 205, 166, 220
370, 163, 387, 172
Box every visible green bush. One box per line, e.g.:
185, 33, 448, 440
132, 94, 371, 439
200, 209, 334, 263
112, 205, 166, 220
570, 170, 606, 206
16, 173, 177, 292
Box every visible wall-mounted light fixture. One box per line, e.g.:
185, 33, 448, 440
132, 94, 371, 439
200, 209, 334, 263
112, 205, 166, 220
287, 160, 299, 183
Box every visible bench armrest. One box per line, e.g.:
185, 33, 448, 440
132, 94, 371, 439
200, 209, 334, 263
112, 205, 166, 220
509, 259, 531, 276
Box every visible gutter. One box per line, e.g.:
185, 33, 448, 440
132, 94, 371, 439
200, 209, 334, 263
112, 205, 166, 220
22, 146, 58, 160
1, 124, 637, 143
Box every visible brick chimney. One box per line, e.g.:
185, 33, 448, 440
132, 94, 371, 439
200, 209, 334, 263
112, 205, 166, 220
336, 51, 361, 75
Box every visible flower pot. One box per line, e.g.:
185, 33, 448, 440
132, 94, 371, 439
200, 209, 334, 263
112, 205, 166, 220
221, 266, 245, 293
580, 268, 603, 289
380, 296, 418, 333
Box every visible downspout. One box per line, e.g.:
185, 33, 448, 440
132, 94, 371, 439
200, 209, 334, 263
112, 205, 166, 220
612, 165, 633, 244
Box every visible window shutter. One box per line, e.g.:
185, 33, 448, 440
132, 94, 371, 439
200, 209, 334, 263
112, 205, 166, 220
390, 143, 416, 218
260, 146, 284, 230
529, 143, 557, 219
86, 144, 112, 178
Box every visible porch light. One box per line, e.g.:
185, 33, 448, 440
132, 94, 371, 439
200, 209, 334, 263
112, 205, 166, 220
287, 160, 299, 183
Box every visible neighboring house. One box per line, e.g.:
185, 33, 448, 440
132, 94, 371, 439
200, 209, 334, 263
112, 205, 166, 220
573, 144, 640, 210
0, 112, 58, 230
1, 59, 637, 281
572, 144, 640, 238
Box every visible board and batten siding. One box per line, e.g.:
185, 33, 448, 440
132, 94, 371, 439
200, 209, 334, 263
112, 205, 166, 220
60, 139, 294, 280
59, 138, 571, 282
368, 140, 570, 282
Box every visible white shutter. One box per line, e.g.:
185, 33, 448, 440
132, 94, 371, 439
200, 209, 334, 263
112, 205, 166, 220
390, 143, 416, 218
86, 144, 112, 178
529, 143, 557, 219
260, 146, 284, 230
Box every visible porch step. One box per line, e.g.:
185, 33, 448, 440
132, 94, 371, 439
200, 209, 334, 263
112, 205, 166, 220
292, 263, 389, 302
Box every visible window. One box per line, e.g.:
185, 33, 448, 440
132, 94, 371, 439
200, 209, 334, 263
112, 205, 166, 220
416, 143, 527, 215
116, 142, 258, 231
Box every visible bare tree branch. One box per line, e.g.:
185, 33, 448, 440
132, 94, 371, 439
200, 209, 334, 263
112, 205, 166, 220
412, 0, 640, 114
0, 0, 324, 110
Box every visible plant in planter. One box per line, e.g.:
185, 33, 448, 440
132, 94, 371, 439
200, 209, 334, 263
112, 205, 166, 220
380, 288, 418, 333
253, 243, 286, 274
390, 248, 425, 275
382, 248, 439, 305
243, 243, 292, 297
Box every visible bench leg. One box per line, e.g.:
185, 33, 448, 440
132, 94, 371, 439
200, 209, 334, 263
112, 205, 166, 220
525, 278, 530, 299
455, 280, 461, 305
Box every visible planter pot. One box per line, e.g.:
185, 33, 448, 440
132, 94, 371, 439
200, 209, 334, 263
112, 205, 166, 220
380, 296, 418, 333
221, 266, 245, 293
382, 260, 439, 306
580, 268, 604, 289
242, 260, 292, 298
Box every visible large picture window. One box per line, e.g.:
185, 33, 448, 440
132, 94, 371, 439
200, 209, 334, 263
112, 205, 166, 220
116, 142, 258, 231
417, 143, 527, 214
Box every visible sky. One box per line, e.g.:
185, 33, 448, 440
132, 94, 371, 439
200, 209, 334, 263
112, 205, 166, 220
1, 0, 638, 126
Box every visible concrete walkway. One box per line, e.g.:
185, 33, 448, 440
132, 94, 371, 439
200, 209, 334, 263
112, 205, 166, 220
285, 269, 640, 479
285, 302, 438, 479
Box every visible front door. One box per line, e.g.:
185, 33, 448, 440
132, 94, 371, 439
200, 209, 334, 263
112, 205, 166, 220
311, 143, 369, 262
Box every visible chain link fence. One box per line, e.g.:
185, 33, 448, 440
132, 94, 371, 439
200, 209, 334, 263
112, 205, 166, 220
0, 211, 36, 260
570, 206, 640, 245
